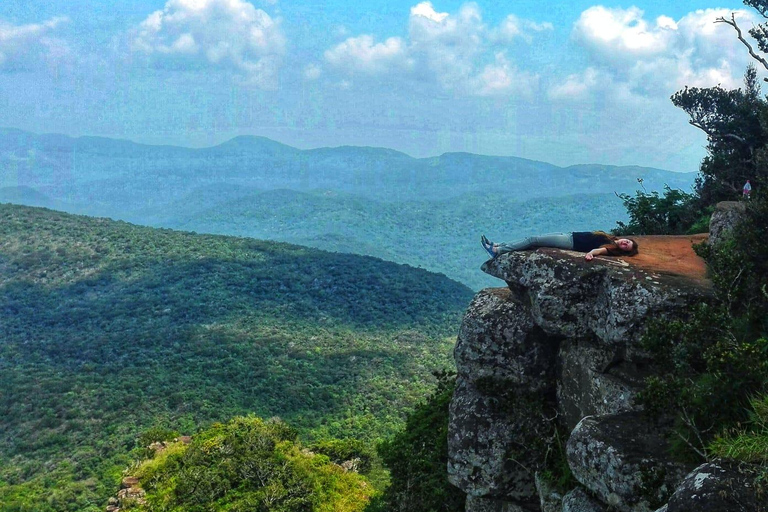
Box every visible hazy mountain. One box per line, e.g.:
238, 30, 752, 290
0, 185, 62, 209
0, 129, 696, 211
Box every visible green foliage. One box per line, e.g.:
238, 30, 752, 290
369, 371, 465, 512
137, 427, 181, 450
637, 304, 768, 459
309, 439, 374, 475
630, 3, 768, 466
697, 192, 768, 325
132, 416, 374, 512
671, 65, 768, 205
710, 394, 768, 463
633, 196, 768, 459
0, 204, 471, 511
613, 185, 706, 235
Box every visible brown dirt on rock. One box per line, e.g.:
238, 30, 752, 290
613, 233, 709, 283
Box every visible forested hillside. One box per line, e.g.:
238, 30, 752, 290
0, 204, 473, 511
133, 189, 631, 291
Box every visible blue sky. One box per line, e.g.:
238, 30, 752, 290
0, 1, 762, 172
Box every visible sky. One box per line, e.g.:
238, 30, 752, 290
0, 0, 763, 172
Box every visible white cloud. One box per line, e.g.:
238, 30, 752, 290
472, 52, 538, 97
318, 2, 546, 97
558, 6, 760, 100
407, 3, 486, 90
495, 14, 554, 43
574, 6, 676, 59
324, 35, 409, 75
0, 16, 71, 72
304, 63, 322, 80
131, 0, 285, 89
410, 2, 449, 23
549, 67, 604, 101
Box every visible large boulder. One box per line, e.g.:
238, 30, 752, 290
709, 201, 746, 246
557, 339, 643, 430
566, 412, 694, 512
448, 289, 560, 504
562, 487, 608, 512
449, 245, 712, 512
482, 249, 708, 350
453, 288, 560, 392
660, 461, 767, 512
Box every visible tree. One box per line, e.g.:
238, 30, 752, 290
613, 185, 703, 236
671, 66, 767, 206
368, 371, 465, 512
618, 1, 768, 235
632, 0, 768, 464
716, 1, 768, 80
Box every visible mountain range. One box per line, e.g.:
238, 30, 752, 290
0, 129, 697, 289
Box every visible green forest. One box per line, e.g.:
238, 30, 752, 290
4, 1, 768, 511
0, 204, 473, 511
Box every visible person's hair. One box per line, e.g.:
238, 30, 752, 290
591, 231, 639, 256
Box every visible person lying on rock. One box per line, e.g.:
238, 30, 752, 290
480, 231, 638, 261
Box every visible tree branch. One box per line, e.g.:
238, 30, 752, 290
716, 14, 768, 75
678, 406, 712, 461
689, 120, 750, 145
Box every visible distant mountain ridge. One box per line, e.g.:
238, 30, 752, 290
0, 129, 695, 210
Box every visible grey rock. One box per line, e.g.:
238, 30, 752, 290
482, 250, 710, 349
454, 288, 559, 392
663, 461, 767, 512
449, 289, 560, 503
448, 247, 712, 511
566, 412, 694, 512
562, 487, 607, 512
465, 494, 526, 512
535, 472, 564, 512
709, 201, 746, 245
448, 377, 551, 502
557, 340, 643, 431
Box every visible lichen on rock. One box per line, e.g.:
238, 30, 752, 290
448, 243, 714, 512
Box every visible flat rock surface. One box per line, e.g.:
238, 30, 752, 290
484, 234, 711, 293
622, 234, 708, 284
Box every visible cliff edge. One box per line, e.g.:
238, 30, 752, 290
447, 223, 764, 511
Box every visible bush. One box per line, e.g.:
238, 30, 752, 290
309, 439, 374, 474
710, 394, 768, 464
636, 194, 768, 461
613, 185, 705, 236
134, 416, 373, 512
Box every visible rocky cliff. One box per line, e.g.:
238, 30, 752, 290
447, 224, 765, 512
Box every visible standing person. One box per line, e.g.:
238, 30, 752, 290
743, 180, 752, 200
481, 231, 638, 261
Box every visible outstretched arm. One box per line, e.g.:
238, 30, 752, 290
585, 247, 608, 261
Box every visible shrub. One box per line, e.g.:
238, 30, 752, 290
133, 416, 373, 512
